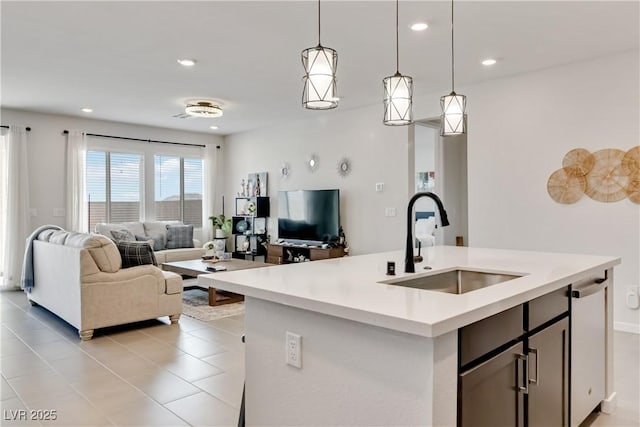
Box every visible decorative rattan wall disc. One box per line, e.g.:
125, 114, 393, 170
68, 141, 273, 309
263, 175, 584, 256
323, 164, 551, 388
549, 146, 639, 204
547, 168, 586, 204
626, 172, 640, 204
584, 149, 629, 202
562, 148, 595, 177
621, 146, 640, 175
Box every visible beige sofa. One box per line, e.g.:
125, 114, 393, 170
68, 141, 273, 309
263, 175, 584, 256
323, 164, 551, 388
28, 229, 183, 340
95, 221, 205, 263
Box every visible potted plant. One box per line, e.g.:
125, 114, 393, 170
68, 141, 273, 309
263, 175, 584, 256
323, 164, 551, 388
209, 214, 232, 238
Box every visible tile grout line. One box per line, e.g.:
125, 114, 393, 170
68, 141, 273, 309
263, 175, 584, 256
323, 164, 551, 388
1, 294, 193, 426
2, 292, 242, 426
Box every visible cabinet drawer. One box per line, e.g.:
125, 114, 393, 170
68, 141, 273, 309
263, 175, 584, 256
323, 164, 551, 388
529, 286, 569, 330
460, 305, 523, 367
309, 248, 329, 260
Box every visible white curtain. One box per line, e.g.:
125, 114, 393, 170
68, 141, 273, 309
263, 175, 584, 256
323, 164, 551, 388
0, 126, 31, 291
66, 130, 87, 232
203, 143, 222, 241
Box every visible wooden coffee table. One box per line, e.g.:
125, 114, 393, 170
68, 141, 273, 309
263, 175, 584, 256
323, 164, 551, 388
161, 258, 270, 306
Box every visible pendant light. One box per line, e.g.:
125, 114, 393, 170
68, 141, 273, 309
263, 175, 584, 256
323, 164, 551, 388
440, 0, 467, 136
302, 0, 338, 110
383, 0, 413, 126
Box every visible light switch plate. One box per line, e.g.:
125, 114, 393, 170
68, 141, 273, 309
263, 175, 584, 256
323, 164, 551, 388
385, 207, 396, 217
375, 183, 384, 192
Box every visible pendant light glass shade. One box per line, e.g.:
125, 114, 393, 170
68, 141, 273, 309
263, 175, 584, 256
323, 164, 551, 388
383, 0, 413, 126
302, 45, 338, 110
440, 92, 466, 135
440, 0, 467, 136
383, 72, 413, 125
302, 0, 338, 110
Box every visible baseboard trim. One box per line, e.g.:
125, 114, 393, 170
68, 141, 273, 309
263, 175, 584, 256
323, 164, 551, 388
614, 321, 640, 334
601, 392, 617, 414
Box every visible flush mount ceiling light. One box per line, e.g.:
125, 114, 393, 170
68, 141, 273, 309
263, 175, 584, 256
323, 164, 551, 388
440, 0, 467, 136
185, 101, 223, 118
302, 0, 338, 110
383, 0, 413, 126
481, 58, 497, 66
177, 59, 196, 67
410, 22, 428, 31
209, 126, 219, 130
81, 108, 93, 113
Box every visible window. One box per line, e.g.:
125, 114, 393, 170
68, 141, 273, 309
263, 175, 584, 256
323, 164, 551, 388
86, 150, 142, 231
154, 155, 203, 226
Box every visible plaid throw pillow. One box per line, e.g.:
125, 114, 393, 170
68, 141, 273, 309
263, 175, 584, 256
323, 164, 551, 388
116, 241, 158, 268
135, 234, 165, 251
111, 229, 136, 242
165, 224, 194, 249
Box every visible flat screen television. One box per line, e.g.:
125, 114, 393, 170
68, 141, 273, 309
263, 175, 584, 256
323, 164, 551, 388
278, 189, 340, 245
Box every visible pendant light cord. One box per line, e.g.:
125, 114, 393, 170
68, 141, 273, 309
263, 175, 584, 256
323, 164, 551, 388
450, 0, 455, 92
318, 0, 321, 45
396, 0, 400, 73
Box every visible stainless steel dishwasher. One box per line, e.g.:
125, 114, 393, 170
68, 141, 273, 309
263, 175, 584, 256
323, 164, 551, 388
571, 273, 608, 427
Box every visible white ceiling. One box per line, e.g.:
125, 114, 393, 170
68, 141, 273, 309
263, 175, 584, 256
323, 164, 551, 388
2, 1, 638, 136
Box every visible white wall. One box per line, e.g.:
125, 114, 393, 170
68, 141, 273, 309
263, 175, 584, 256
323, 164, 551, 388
415, 50, 639, 331
0, 109, 223, 241
471, 52, 639, 332
226, 50, 639, 331
223, 104, 410, 255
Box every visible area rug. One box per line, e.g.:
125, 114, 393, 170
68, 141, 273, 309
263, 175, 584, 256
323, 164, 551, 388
182, 288, 245, 322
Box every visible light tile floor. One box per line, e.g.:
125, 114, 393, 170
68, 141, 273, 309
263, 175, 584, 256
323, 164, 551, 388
1, 289, 638, 427
1, 290, 242, 426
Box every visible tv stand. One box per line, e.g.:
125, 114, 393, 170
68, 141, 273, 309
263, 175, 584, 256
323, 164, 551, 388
266, 243, 344, 265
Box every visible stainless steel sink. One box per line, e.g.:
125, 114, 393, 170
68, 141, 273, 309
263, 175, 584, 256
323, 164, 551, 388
380, 269, 523, 294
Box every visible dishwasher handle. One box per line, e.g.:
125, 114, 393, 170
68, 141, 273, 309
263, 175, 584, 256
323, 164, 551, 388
571, 273, 607, 299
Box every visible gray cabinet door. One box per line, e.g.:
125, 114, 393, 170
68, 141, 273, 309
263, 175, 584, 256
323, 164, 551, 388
460, 342, 525, 427
528, 318, 569, 427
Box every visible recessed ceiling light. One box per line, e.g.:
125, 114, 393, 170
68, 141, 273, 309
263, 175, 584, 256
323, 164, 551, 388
410, 22, 429, 31
81, 108, 93, 113
209, 126, 219, 130
177, 59, 196, 67
482, 58, 497, 66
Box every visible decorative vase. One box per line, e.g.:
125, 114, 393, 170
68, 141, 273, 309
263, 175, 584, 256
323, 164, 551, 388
215, 228, 226, 239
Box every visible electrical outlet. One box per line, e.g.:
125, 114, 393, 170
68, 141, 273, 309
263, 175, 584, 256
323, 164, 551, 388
385, 207, 396, 217
285, 331, 302, 368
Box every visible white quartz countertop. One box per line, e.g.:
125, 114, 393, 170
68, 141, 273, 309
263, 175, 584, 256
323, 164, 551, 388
198, 246, 620, 337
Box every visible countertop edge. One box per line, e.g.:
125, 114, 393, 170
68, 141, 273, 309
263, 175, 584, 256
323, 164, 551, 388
198, 253, 620, 338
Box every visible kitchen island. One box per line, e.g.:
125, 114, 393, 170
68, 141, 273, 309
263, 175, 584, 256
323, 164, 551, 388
198, 246, 620, 426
